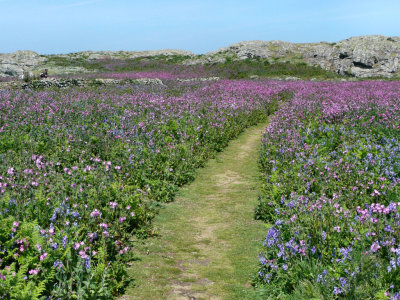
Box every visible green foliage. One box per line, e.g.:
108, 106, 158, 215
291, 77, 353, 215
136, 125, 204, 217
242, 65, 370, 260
213, 58, 341, 79
44, 56, 107, 72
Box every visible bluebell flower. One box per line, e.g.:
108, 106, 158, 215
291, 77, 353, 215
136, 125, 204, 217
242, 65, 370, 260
340, 277, 348, 288
333, 287, 343, 295
62, 236, 67, 249
264, 227, 280, 248
85, 258, 90, 270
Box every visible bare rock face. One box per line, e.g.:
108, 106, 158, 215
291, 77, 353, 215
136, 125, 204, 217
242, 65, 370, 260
334, 36, 400, 77
59, 49, 194, 60
0, 50, 46, 77
202, 35, 400, 78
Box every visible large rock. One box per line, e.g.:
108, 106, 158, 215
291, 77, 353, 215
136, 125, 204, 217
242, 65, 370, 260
0, 50, 46, 77
200, 35, 400, 78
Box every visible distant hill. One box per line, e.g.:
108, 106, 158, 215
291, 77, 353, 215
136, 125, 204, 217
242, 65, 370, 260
1, 35, 399, 78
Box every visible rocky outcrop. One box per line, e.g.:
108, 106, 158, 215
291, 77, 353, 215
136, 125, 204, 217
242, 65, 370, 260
0, 50, 46, 78
57, 49, 194, 60
198, 35, 400, 78
176, 76, 220, 82
1, 36, 399, 78
18, 77, 165, 90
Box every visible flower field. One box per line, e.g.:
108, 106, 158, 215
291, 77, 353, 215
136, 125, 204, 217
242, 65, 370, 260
0, 80, 281, 298
256, 81, 400, 299
1, 76, 400, 299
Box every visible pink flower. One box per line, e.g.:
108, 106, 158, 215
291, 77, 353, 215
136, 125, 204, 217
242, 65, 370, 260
90, 209, 101, 218
29, 269, 39, 275
13, 221, 19, 227
40, 252, 48, 261
370, 242, 381, 253
99, 223, 108, 229
7, 167, 14, 175
79, 250, 88, 259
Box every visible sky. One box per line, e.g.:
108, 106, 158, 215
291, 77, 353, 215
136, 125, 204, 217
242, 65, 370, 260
0, 0, 399, 54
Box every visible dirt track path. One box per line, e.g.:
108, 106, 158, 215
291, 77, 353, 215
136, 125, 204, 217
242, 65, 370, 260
122, 122, 268, 300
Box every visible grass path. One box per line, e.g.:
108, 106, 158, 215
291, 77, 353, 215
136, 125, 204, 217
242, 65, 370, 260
122, 122, 269, 299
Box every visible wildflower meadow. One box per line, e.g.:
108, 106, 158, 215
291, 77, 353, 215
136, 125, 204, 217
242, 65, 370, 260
255, 81, 400, 299
1, 75, 400, 299
0, 80, 280, 298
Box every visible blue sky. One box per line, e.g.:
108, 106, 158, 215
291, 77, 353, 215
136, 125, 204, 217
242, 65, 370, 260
1, 0, 399, 54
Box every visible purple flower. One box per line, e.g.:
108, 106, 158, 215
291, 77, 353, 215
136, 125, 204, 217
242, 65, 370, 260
90, 209, 101, 218
333, 287, 343, 295
340, 277, 348, 288
85, 258, 90, 270
53, 260, 64, 269
99, 223, 108, 229
264, 227, 280, 248
62, 236, 67, 249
